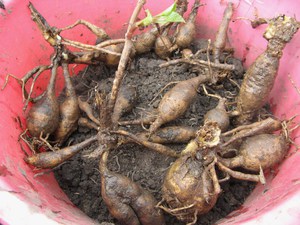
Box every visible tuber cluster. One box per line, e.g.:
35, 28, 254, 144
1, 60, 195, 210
3, 1, 299, 225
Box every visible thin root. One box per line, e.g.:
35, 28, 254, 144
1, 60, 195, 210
217, 161, 265, 184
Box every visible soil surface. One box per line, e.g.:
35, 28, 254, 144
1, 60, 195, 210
54, 42, 256, 225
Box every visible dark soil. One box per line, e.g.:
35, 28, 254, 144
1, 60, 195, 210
54, 42, 256, 225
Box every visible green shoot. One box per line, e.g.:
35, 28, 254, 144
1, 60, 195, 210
136, 3, 185, 28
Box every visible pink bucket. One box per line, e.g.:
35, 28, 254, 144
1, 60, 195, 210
1, 0, 300, 224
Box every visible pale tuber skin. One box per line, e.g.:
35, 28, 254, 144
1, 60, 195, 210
175, 0, 200, 49
54, 63, 80, 145
24, 135, 98, 168
149, 75, 210, 135
213, 2, 234, 64
236, 15, 300, 124
219, 133, 290, 172
154, 35, 174, 59
204, 98, 229, 132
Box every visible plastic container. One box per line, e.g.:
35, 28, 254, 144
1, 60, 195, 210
0, 0, 300, 224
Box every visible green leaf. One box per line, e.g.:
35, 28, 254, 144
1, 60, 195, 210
154, 11, 185, 25
136, 3, 185, 28
136, 9, 153, 27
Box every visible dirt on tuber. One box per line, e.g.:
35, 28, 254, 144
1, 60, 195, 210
149, 75, 210, 134
204, 97, 229, 132
213, 2, 234, 63
26, 61, 59, 138
99, 150, 166, 225
175, 0, 200, 49
53, 63, 80, 145
219, 132, 290, 172
235, 15, 300, 124
154, 34, 174, 59
160, 153, 220, 224
135, 126, 197, 144
133, 31, 157, 54
112, 85, 137, 124
24, 135, 98, 168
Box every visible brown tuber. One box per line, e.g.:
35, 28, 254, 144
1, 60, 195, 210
159, 122, 221, 224
149, 75, 210, 134
99, 150, 165, 225
236, 15, 300, 124
78, 97, 101, 126
133, 31, 157, 54
53, 63, 80, 145
219, 133, 290, 172
114, 130, 180, 158
160, 153, 220, 224
175, 0, 200, 49
136, 126, 197, 144
112, 85, 137, 124
154, 34, 174, 59
26, 62, 59, 138
24, 135, 98, 168
98, 43, 124, 67
213, 2, 234, 63
204, 97, 229, 132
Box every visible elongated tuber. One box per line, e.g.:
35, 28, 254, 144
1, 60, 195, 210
26, 61, 59, 137
149, 75, 210, 134
54, 63, 80, 145
236, 15, 299, 124
175, 0, 200, 49
24, 135, 98, 168
112, 85, 137, 124
213, 3, 234, 63
100, 150, 165, 225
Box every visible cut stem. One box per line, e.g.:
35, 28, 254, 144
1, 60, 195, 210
107, 0, 146, 128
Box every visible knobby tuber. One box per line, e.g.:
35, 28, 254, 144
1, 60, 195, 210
99, 150, 165, 225
112, 85, 137, 124
24, 135, 98, 168
160, 153, 220, 224
213, 2, 234, 63
9, 1, 300, 224
236, 15, 300, 124
133, 0, 188, 55
26, 61, 59, 138
54, 63, 80, 145
157, 122, 222, 224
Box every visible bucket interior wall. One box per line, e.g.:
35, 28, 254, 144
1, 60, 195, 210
0, 0, 300, 224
